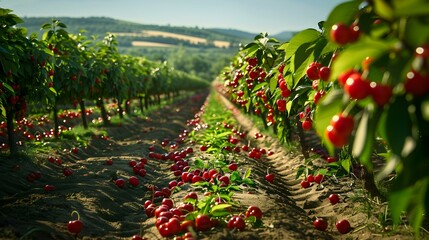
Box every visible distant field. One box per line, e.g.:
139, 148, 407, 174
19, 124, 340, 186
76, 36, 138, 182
113, 30, 231, 48
131, 41, 175, 47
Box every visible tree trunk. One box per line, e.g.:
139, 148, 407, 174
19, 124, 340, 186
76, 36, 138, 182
139, 96, 144, 113
144, 94, 149, 109
5, 106, 17, 156
97, 98, 110, 126
79, 99, 88, 129
296, 116, 310, 159
125, 99, 131, 115
53, 102, 59, 139
117, 99, 124, 119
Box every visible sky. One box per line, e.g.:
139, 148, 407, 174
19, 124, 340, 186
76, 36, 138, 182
0, 0, 346, 34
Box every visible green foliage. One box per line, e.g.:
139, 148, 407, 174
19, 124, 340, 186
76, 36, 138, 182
218, 0, 429, 235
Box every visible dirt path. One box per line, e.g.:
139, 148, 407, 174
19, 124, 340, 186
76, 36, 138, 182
0, 90, 418, 240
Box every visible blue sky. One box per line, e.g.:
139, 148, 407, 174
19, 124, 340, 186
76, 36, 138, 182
0, 0, 345, 34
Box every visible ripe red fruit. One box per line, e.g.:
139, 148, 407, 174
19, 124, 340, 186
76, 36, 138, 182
200, 145, 208, 151
306, 62, 321, 80
328, 193, 340, 205
131, 235, 144, 240
144, 200, 152, 208
44, 184, 55, 191
307, 174, 315, 182
415, 44, 429, 59
245, 206, 263, 219
228, 163, 238, 171
67, 220, 83, 234
336, 219, 351, 234
247, 57, 258, 67
301, 120, 312, 131
105, 159, 113, 165
313, 90, 325, 105
300, 180, 310, 188
115, 178, 126, 188
276, 99, 287, 112
195, 214, 212, 231
318, 66, 331, 81
404, 70, 429, 97
166, 217, 181, 235
227, 216, 246, 231
314, 174, 324, 184
184, 192, 198, 201
313, 218, 328, 231
330, 114, 354, 138
344, 73, 371, 100
370, 83, 393, 106
331, 23, 352, 45
338, 69, 358, 86
349, 23, 361, 42
161, 198, 174, 209
265, 173, 275, 183
129, 176, 139, 187
326, 156, 338, 163
62, 168, 74, 177
71, 147, 78, 154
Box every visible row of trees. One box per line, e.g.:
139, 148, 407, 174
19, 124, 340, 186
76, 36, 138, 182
0, 8, 209, 156
218, 0, 428, 235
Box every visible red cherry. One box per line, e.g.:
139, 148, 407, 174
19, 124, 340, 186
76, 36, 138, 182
195, 214, 212, 231
245, 205, 263, 219
331, 23, 352, 45
129, 176, 139, 187
404, 70, 429, 97
370, 82, 393, 106
228, 163, 238, 171
349, 23, 361, 42
306, 62, 321, 80
338, 69, 359, 86
328, 193, 340, 205
227, 216, 245, 231
326, 156, 338, 163
276, 99, 287, 112
318, 66, 330, 81
307, 174, 315, 182
265, 173, 275, 183
300, 180, 310, 188
301, 120, 312, 131
344, 73, 371, 100
314, 174, 325, 184
67, 220, 83, 234
415, 44, 429, 59
330, 114, 354, 138
313, 218, 328, 231
336, 219, 351, 234
115, 178, 126, 188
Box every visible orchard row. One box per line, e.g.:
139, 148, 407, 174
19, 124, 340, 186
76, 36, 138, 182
217, 0, 428, 235
0, 8, 209, 155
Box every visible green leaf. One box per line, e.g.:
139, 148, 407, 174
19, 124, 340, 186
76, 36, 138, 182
314, 89, 344, 155
210, 204, 232, 213
244, 168, 252, 179
382, 95, 414, 158
389, 177, 429, 234
352, 108, 383, 171
41, 23, 52, 30
230, 171, 242, 182
325, 1, 361, 28
285, 29, 320, 61
340, 158, 352, 173
194, 159, 205, 169
374, 0, 395, 21
330, 38, 394, 82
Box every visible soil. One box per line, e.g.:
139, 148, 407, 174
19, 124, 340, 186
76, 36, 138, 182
0, 90, 425, 240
